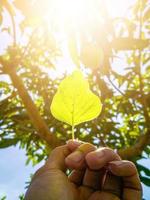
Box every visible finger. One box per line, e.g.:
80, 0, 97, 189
68, 169, 85, 185
30, 144, 70, 182
85, 148, 122, 197
86, 147, 121, 170
45, 144, 71, 172
108, 160, 142, 200
102, 170, 123, 198
89, 191, 120, 200
83, 167, 106, 190
66, 139, 82, 152
65, 143, 96, 170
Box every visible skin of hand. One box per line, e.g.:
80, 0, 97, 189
25, 140, 142, 200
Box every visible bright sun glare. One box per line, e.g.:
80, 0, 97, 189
41, 0, 135, 76
44, 0, 134, 26
1, 0, 135, 78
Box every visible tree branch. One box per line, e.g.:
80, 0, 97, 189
118, 129, 150, 160
107, 76, 125, 96
3, 0, 17, 46
110, 37, 150, 51
0, 59, 60, 148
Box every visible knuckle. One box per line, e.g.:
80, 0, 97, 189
99, 147, 121, 160
101, 147, 115, 154
51, 145, 66, 154
53, 146, 62, 152
124, 160, 137, 171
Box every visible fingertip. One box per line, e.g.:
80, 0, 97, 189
46, 145, 70, 172
65, 143, 96, 170
108, 160, 137, 176
85, 150, 105, 170
66, 139, 82, 151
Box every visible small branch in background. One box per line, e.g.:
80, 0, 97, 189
10, 11, 16, 46
92, 121, 107, 147
21, 28, 39, 58
118, 129, 150, 160
5, 1, 17, 46
107, 76, 125, 96
99, 134, 107, 147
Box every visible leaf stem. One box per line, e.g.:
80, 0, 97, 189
72, 125, 75, 140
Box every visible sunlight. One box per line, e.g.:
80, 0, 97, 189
0, 0, 136, 77
44, 0, 135, 29
41, 0, 136, 76
106, 0, 136, 17
45, 0, 97, 30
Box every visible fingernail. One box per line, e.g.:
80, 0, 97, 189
67, 151, 83, 162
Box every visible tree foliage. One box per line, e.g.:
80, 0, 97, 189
0, 0, 150, 188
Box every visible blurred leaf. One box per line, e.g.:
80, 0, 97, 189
80, 42, 104, 68
143, 6, 150, 21
0, 197, 7, 200
137, 163, 150, 176
0, 138, 18, 148
140, 176, 150, 186
1, 27, 11, 34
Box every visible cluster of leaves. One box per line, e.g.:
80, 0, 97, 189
0, 0, 150, 190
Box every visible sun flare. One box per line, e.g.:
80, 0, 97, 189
40, 0, 135, 76
5, 0, 135, 77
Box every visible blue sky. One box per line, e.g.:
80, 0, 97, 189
0, 146, 150, 200
0, 146, 44, 199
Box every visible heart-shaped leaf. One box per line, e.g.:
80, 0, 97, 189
50, 70, 102, 139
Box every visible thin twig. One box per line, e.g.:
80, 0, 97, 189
7, 5, 16, 46
107, 76, 125, 96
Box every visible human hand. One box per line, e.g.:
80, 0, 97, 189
66, 140, 142, 200
25, 141, 142, 200
25, 142, 95, 200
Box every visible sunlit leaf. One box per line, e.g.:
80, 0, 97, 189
50, 70, 102, 138
140, 176, 150, 186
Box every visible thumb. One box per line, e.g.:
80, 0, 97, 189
31, 144, 75, 182
45, 145, 71, 172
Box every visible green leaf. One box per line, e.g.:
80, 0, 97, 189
0, 197, 7, 200
0, 138, 18, 148
140, 176, 150, 186
50, 70, 102, 139
137, 163, 150, 176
